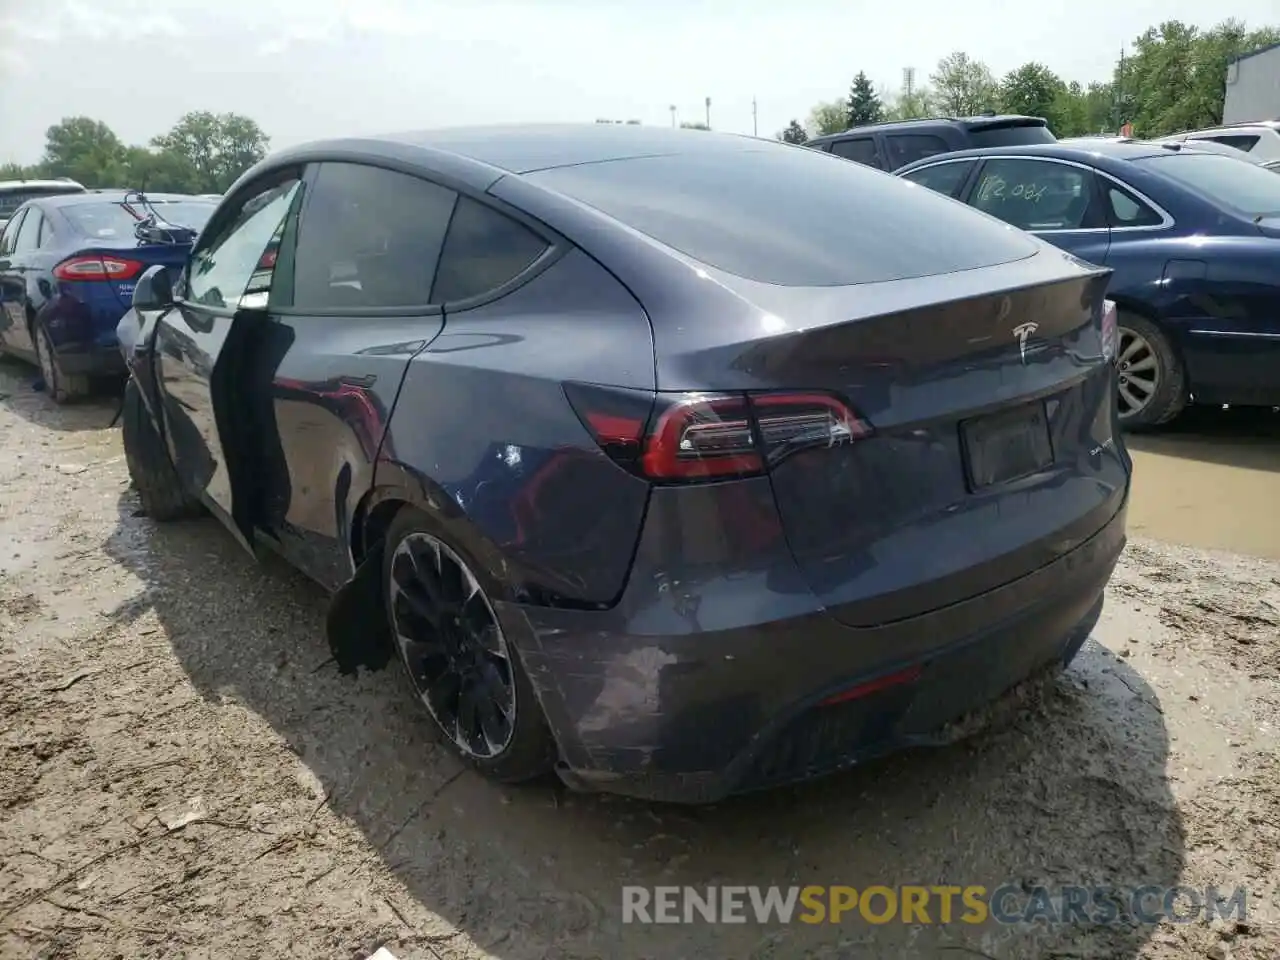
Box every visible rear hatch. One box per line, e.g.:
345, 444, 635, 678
524, 144, 1125, 627
716, 262, 1123, 626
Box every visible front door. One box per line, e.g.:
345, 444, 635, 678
152, 170, 302, 554
965, 157, 1112, 267
0, 210, 30, 354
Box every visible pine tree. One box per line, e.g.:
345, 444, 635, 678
778, 120, 808, 144
846, 72, 885, 127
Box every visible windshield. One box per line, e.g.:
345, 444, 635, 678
0, 185, 84, 218
1134, 152, 1280, 218
62, 200, 216, 240
526, 147, 1037, 286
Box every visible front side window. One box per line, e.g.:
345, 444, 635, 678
188, 177, 300, 310
13, 210, 43, 253
292, 162, 457, 310
0, 210, 25, 257
432, 197, 549, 303
829, 138, 882, 169
970, 158, 1097, 231
900, 160, 975, 198
886, 134, 951, 170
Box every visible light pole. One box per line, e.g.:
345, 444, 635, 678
705, 96, 711, 130
669, 105, 677, 128
752, 96, 757, 136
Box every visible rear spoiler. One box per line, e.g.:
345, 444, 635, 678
968, 116, 1048, 131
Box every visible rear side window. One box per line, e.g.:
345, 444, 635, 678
968, 123, 1056, 148
37, 214, 56, 248
431, 197, 549, 303
1195, 134, 1261, 152
293, 162, 457, 310
885, 134, 950, 170
828, 138, 882, 169
1104, 182, 1164, 228
900, 160, 975, 198
526, 147, 1038, 286
1134, 152, 1280, 217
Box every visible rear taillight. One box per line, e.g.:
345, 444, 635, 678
53, 256, 144, 282
566, 383, 871, 483
1101, 299, 1118, 362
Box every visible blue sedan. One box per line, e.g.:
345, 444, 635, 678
0, 191, 215, 403
895, 141, 1280, 427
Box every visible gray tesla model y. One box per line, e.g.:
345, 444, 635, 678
116, 124, 1130, 803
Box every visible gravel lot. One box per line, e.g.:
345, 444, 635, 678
0, 356, 1277, 960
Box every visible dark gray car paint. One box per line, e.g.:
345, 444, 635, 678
118, 125, 1130, 803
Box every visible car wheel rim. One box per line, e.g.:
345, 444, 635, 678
388, 532, 516, 758
1115, 325, 1160, 418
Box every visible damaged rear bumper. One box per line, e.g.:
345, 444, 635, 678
494, 497, 1127, 805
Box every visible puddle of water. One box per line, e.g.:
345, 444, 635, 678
1125, 407, 1280, 561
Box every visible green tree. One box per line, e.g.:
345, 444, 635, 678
930, 52, 998, 116
41, 117, 125, 186
1049, 82, 1090, 136
807, 99, 847, 136
1000, 63, 1064, 125
777, 119, 809, 144
151, 110, 270, 193
884, 88, 934, 121
120, 146, 201, 193
846, 71, 884, 126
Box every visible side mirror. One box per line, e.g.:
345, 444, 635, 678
132, 264, 175, 310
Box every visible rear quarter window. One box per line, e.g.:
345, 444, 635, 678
526, 147, 1038, 286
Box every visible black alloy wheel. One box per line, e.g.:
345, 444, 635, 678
387, 529, 517, 758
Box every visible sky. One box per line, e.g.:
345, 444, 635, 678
0, 0, 1275, 165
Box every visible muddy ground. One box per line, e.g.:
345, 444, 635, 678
0, 356, 1276, 960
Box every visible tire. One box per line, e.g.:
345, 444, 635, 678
33, 319, 91, 405
382, 506, 556, 784
121, 379, 203, 521
1115, 311, 1187, 430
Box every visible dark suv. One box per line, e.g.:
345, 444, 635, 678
806, 115, 1056, 171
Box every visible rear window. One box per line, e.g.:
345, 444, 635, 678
1194, 134, 1260, 152
0, 185, 83, 218
525, 147, 1038, 286
968, 123, 1056, 148
1134, 152, 1280, 217
62, 200, 216, 240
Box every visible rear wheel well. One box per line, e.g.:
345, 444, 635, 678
1107, 297, 1191, 390
351, 495, 408, 567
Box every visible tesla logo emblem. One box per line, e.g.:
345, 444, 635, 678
1013, 322, 1039, 364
